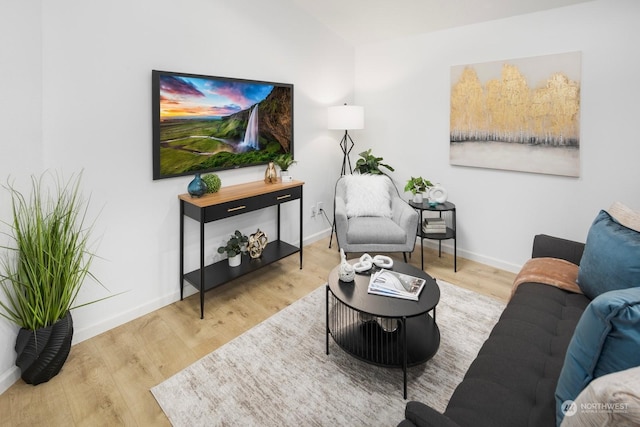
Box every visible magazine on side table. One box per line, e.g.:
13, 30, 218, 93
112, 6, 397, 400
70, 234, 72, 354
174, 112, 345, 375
367, 269, 426, 301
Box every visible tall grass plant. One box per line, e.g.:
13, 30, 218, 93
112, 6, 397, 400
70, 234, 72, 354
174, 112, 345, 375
0, 171, 104, 330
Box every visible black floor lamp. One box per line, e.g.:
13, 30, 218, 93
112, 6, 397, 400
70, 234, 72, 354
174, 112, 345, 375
327, 104, 364, 247
328, 104, 364, 175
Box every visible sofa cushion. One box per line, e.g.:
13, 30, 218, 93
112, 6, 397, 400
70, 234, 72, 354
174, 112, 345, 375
344, 174, 392, 218
555, 287, 640, 426
442, 283, 589, 427
577, 210, 640, 299
560, 365, 640, 427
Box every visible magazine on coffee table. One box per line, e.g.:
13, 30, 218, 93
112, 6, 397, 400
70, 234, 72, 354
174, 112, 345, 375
367, 269, 426, 301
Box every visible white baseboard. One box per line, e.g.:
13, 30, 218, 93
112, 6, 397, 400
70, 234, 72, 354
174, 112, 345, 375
303, 227, 332, 246
418, 239, 521, 273
0, 367, 20, 395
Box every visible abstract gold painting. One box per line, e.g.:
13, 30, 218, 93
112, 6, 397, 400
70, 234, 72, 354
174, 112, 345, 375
450, 52, 581, 177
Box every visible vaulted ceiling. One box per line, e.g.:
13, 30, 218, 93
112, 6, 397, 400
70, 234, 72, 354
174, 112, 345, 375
290, 0, 597, 45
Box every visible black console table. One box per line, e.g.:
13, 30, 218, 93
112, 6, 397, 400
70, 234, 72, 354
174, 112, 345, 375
179, 179, 304, 318
409, 200, 457, 272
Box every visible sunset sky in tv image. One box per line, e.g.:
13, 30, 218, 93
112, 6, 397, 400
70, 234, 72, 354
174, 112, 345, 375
159, 75, 274, 120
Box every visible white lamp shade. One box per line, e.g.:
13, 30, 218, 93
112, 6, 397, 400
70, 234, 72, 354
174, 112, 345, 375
328, 105, 364, 130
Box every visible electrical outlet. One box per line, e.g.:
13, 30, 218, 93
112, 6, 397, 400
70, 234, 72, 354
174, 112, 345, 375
311, 205, 317, 217
317, 202, 324, 214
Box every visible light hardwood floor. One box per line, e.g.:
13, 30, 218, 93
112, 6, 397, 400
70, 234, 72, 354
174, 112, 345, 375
0, 237, 516, 426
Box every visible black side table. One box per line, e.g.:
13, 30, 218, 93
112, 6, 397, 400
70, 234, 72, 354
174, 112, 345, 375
409, 200, 457, 272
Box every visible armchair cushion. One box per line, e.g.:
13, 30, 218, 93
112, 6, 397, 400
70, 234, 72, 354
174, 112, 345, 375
344, 174, 392, 218
346, 217, 407, 244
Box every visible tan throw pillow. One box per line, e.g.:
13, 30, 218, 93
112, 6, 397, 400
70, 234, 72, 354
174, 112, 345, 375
608, 202, 640, 232
560, 366, 640, 427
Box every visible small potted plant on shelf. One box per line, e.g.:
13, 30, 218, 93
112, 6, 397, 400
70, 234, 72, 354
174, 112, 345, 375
354, 149, 395, 175
273, 153, 296, 182
217, 230, 248, 267
404, 176, 433, 203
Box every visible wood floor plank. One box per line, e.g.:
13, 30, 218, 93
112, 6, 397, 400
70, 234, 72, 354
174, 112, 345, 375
0, 236, 515, 425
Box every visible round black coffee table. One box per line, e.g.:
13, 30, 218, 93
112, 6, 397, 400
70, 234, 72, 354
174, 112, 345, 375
325, 260, 440, 399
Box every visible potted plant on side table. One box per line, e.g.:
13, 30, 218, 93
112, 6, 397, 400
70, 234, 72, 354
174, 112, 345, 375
404, 176, 433, 203
218, 230, 248, 267
0, 171, 111, 385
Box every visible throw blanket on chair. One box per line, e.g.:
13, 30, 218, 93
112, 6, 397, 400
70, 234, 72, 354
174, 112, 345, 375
511, 257, 582, 300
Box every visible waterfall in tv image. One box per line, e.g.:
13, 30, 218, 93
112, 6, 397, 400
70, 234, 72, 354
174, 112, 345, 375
239, 105, 259, 151
153, 71, 293, 179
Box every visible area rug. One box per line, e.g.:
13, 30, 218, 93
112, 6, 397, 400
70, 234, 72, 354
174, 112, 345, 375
151, 280, 506, 426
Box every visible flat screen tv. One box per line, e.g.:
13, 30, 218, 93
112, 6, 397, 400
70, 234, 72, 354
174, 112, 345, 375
152, 70, 293, 180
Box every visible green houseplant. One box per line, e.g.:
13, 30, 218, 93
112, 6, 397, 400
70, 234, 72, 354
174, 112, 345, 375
354, 149, 395, 175
404, 176, 433, 203
273, 153, 296, 172
0, 171, 107, 384
217, 230, 248, 267
273, 154, 296, 182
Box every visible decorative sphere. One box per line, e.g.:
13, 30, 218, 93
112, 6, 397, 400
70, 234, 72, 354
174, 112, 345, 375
202, 173, 222, 193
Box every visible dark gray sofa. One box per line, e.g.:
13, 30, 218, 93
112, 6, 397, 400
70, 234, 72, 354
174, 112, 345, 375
399, 234, 591, 427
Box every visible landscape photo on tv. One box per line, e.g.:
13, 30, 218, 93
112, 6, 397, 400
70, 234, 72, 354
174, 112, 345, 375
152, 70, 293, 180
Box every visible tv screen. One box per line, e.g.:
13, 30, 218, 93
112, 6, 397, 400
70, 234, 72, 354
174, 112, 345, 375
152, 70, 293, 180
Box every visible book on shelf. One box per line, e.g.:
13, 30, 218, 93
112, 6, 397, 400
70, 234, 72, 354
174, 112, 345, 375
367, 269, 426, 301
423, 218, 445, 225
422, 218, 447, 234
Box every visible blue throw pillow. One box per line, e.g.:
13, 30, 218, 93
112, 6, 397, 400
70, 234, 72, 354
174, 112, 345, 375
555, 287, 640, 426
577, 210, 640, 299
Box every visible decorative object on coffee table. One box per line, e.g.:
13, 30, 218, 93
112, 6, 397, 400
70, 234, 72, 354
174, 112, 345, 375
338, 249, 355, 282
248, 229, 268, 259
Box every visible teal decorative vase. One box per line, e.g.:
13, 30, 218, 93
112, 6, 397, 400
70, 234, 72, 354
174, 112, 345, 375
187, 173, 207, 198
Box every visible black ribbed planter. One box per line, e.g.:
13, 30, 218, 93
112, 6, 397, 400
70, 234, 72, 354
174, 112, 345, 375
14, 312, 74, 385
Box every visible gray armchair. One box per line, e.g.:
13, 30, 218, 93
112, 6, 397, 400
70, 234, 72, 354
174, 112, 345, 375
333, 174, 419, 261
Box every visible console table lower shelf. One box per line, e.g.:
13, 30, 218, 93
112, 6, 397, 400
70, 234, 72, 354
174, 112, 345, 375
183, 240, 299, 293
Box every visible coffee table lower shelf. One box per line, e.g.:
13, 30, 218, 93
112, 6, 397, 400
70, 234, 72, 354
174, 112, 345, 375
326, 288, 440, 397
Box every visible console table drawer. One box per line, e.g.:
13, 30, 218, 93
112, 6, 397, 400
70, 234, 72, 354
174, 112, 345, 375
203, 185, 302, 222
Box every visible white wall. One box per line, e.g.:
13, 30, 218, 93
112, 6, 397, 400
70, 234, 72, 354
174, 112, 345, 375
0, 0, 352, 393
354, 0, 640, 271
0, 0, 44, 393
